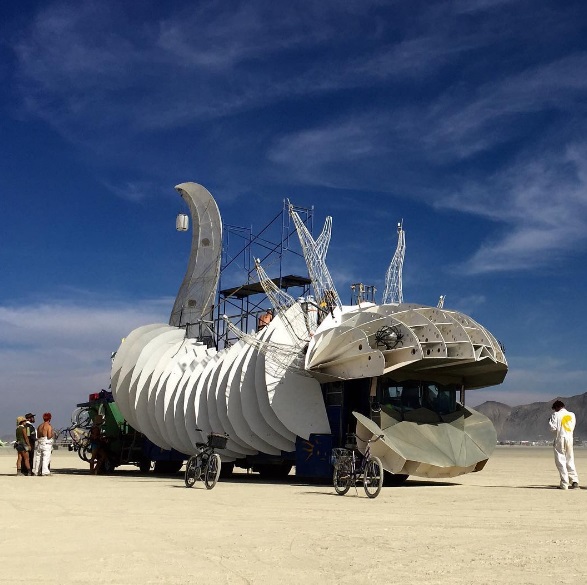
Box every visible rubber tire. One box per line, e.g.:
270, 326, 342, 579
184, 455, 199, 488
79, 444, 92, 463
333, 463, 352, 495
383, 471, 409, 486
363, 456, 384, 499
154, 460, 184, 475
256, 462, 293, 479
100, 458, 115, 474
138, 458, 152, 473
219, 461, 234, 479
204, 454, 221, 489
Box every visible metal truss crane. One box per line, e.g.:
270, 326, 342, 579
381, 220, 405, 305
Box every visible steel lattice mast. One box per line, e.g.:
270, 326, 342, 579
382, 221, 405, 304
289, 203, 341, 313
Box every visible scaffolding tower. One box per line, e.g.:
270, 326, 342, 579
214, 200, 314, 349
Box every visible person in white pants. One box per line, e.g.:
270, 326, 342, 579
549, 400, 579, 490
33, 412, 54, 476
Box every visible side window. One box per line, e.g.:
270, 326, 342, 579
378, 381, 421, 412
422, 383, 457, 414
378, 382, 402, 410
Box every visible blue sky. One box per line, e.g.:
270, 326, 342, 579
2, 0, 587, 435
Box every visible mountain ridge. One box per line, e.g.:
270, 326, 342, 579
474, 392, 587, 442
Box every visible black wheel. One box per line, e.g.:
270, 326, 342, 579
219, 461, 234, 479
75, 408, 93, 429
363, 456, 384, 498
102, 458, 116, 474
256, 462, 293, 479
154, 459, 184, 474
79, 444, 92, 462
333, 462, 351, 495
204, 454, 221, 489
383, 471, 409, 486
184, 455, 199, 488
139, 458, 152, 473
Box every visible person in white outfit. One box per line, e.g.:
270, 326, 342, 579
549, 400, 579, 490
33, 412, 54, 476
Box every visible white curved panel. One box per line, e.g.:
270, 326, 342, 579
132, 331, 185, 448
145, 341, 187, 449
128, 328, 184, 431
254, 327, 297, 445
240, 339, 294, 453
169, 344, 210, 453
173, 348, 210, 454
206, 351, 250, 457
199, 353, 242, 459
214, 341, 257, 454
113, 325, 173, 430
158, 341, 201, 452
265, 311, 330, 439
161, 365, 189, 452
111, 324, 164, 392
228, 342, 281, 455
153, 364, 178, 448
189, 353, 219, 450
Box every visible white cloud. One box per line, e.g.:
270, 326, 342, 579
443, 141, 587, 273
0, 296, 171, 437
469, 354, 587, 406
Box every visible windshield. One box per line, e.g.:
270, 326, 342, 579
377, 379, 458, 415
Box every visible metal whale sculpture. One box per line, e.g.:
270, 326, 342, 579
111, 182, 507, 479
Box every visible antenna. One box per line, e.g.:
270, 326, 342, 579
381, 220, 405, 304
437, 295, 445, 309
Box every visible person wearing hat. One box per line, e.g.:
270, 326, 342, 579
33, 413, 54, 476
549, 400, 580, 490
15, 416, 32, 476
23, 413, 37, 471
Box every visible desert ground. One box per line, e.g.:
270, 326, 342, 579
1, 446, 585, 585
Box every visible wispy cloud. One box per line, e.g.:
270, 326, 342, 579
470, 354, 587, 406
0, 296, 171, 435
8, 1, 587, 275
443, 140, 587, 273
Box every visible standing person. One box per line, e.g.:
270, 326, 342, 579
24, 413, 37, 471
89, 414, 108, 475
33, 413, 54, 476
15, 416, 32, 476
549, 400, 580, 490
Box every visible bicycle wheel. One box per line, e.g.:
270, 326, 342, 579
79, 442, 92, 463
75, 408, 93, 429
363, 456, 384, 499
204, 453, 221, 489
184, 455, 199, 488
333, 462, 351, 495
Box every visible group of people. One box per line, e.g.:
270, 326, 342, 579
15, 412, 54, 476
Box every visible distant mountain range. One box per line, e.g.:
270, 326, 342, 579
475, 392, 587, 442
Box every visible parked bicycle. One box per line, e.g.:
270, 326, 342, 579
184, 431, 229, 490
331, 434, 385, 498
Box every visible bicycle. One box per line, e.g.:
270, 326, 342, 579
184, 431, 229, 490
331, 434, 385, 498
